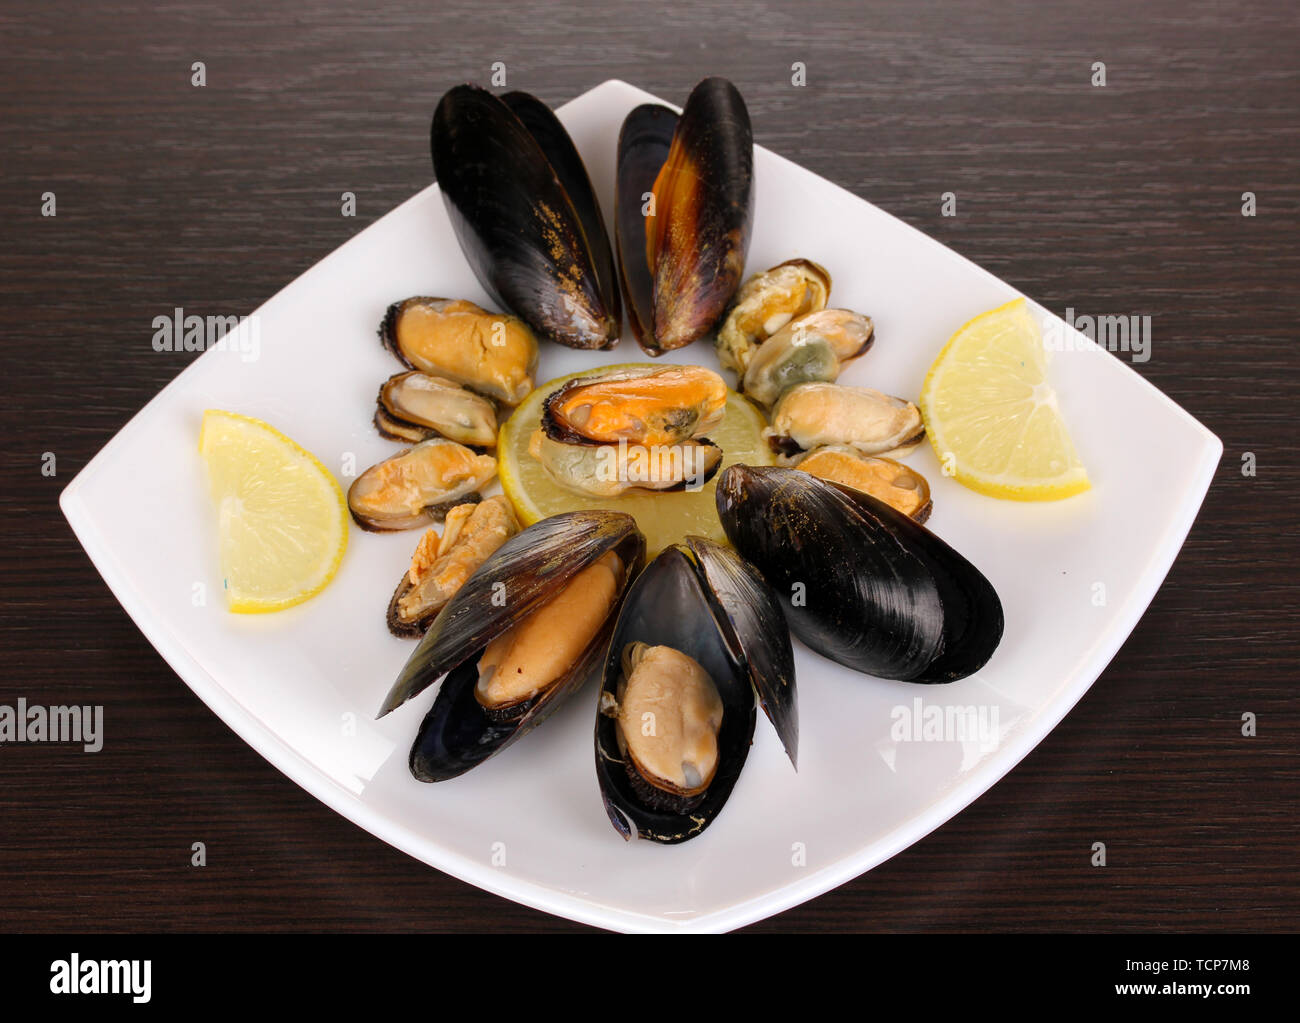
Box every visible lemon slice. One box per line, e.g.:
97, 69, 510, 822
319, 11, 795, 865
198, 410, 349, 613
919, 298, 1090, 501
498, 364, 772, 555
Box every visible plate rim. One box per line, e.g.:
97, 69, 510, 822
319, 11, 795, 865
58, 78, 1223, 932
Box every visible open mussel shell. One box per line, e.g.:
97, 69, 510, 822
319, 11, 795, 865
716, 465, 1003, 684
614, 104, 677, 352
595, 537, 795, 843
616, 78, 754, 355
387, 512, 645, 783
499, 90, 621, 333
431, 85, 619, 349
381, 510, 645, 716
684, 536, 797, 766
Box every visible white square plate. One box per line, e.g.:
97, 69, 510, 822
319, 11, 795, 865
60, 80, 1220, 932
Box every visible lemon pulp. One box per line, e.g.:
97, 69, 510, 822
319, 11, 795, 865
919, 298, 1090, 501
498, 365, 773, 555
198, 410, 349, 613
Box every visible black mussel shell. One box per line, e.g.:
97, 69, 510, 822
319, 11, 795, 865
431, 85, 619, 349
408, 658, 522, 780
380, 510, 645, 716
615, 78, 754, 355
684, 536, 797, 767
595, 544, 762, 844
499, 91, 621, 333
716, 465, 1003, 684
401, 512, 645, 782
614, 103, 678, 353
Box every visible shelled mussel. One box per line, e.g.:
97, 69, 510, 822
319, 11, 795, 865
375, 371, 499, 448
387, 496, 520, 637
717, 466, 1002, 683
529, 365, 726, 497
616, 78, 754, 354
715, 259, 831, 376
595, 537, 796, 843
347, 438, 496, 531
741, 309, 875, 407
765, 383, 924, 463
381, 297, 537, 405
796, 447, 932, 523
380, 512, 645, 781
431, 86, 621, 349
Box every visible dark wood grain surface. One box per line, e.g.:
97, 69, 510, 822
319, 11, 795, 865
2, 0, 1296, 932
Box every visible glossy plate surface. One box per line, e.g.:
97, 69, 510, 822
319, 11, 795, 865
60, 81, 1220, 932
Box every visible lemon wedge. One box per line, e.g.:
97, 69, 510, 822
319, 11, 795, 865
919, 298, 1090, 501
497, 365, 772, 555
198, 410, 349, 613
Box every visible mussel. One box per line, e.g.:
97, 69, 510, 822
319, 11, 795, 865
741, 309, 874, 407
348, 438, 496, 531
765, 383, 924, 462
379, 511, 645, 781
529, 431, 723, 498
615, 79, 754, 355
381, 297, 537, 405
796, 447, 932, 523
530, 365, 727, 497
541, 365, 726, 447
596, 536, 796, 843
716, 259, 831, 376
431, 86, 620, 349
375, 371, 499, 449
387, 496, 520, 638
716, 465, 1003, 683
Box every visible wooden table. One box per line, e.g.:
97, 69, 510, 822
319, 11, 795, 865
3, 0, 1295, 932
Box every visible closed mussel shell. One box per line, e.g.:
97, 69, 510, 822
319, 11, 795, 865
595, 544, 761, 844
716, 465, 1003, 684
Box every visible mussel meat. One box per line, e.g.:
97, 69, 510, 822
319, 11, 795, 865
541, 365, 726, 447
615, 79, 754, 355
765, 382, 924, 462
529, 430, 723, 498
387, 496, 520, 638
531, 365, 727, 497
376, 371, 499, 449
348, 438, 496, 532
596, 536, 796, 843
716, 259, 831, 376
379, 511, 645, 782
431, 86, 620, 349
716, 465, 1003, 683
796, 446, 932, 523
381, 297, 538, 406
741, 309, 874, 407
